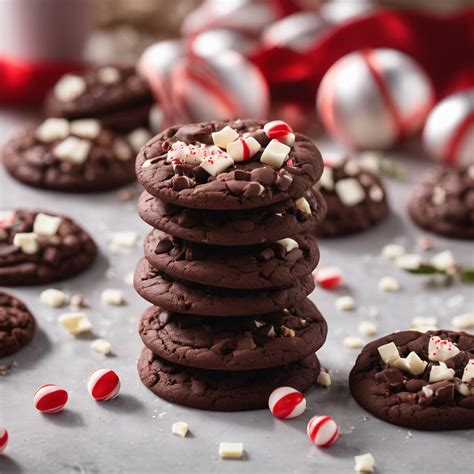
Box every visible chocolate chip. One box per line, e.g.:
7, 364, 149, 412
226, 180, 248, 197
434, 382, 455, 404
246, 129, 270, 148
285, 248, 303, 262
155, 238, 174, 254
174, 163, 194, 178
235, 335, 257, 350
174, 125, 214, 145
243, 182, 264, 198
251, 167, 275, 186
234, 169, 251, 181
275, 170, 293, 191
404, 379, 426, 392
172, 175, 193, 191
257, 248, 275, 262
376, 368, 405, 389
193, 165, 210, 184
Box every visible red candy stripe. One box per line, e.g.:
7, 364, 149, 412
0, 428, 8, 454
241, 138, 251, 160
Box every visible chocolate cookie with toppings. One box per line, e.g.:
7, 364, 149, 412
0, 209, 97, 286
3, 118, 150, 192
138, 189, 326, 246
134, 258, 315, 316
138, 347, 320, 411
143, 229, 319, 289
349, 330, 474, 430
408, 165, 474, 240
136, 119, 324, 210
139, 298, 327, 371
44, 65, 154, 133
0, 292, 35, 357
314, 156, 389, 237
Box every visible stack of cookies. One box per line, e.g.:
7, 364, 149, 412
134, 119, 328, 411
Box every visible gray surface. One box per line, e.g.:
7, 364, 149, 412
0, 108, 473, 474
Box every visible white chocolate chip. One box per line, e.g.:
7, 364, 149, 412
260, 139, 290, 168
109, 231, 138, 249
54, 74, 86, 101
393, 351, 427, 376
432, 186, 446, 205
336, 296, 355, 311
378, 276, 400, 292
358, 321, 377, 337
462, 360, 474, 383
335, 178, 365, 206
410, 317, 438, 332
128, 128, 152, 153
428, 336, 460, 362
369, 185, 384, 202
33, 213, 63, 236
377, 342, 400, 364
101, 289, 124, 306
319, 166, 334, 190
430, 250, 455, 271
91, 338, 112, 355
344, 336, 365, 349
451, 313, 474, 330
13, 232, 38, 255
58, 312, 92, 336
200, 151, 234, 177
344, 160, 360, 176
354, 453, 375, 472
35, 118, 69, 142
53, 136, 91, 164
295, 197, 311, 214
219, 442, 244, 459
396, 254, 422, 271
97, 66, 121, 84
70, 119, 101, 139
456, 382, 471, 397
212, 126, 239, 148
40, 289, 68, 308
317, 371, 332, 387
358, 152, 381, 174
429, 362, 455, 383
381, 243, 405, 260
276, 238, 299, 253
114, 140, 133, 161
171, 421, 189, 438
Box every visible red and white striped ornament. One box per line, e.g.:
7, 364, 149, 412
87, 368, 121, 401
34, 384, 68, 414
268, 386, 306, 419
307, 415, 340, 447
423, 90, 474, 167
264, 120, 295, 146
0, 427, 8, 455
314, 267, 342, 290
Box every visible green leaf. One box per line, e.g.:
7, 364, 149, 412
405, 264, 440, 275
460, 267, 474, 283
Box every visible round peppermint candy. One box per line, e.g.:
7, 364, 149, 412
268, 386, 306, 419
34, 384, 68, 414
0, 427, 8, 454
87, 368, 121, 401
307, 415, 340, 447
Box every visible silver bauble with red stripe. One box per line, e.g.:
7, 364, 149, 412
190, 29, 260, 58
423, 90, 474, 166
317, 49, 435, 150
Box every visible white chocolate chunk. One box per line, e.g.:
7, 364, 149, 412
432, 186, 446, 205
110, 231, 138, 249
358, 321, 376, 337
335, 178, 365, 206
40, 289, 68, 308
344, 336, 365, 349
97, 66, 121, 84
200, 152, 234, 177
219, 442, 244, 459
70, 119, 101, 139
295, 197, 311, 215
354, 453, 375, 473
53, 136, 91, 164
212, 126, 239, 148
54, 74, 86, 101
171, 421, 189, 438
226, 136, 261, 162
358, 152, 381, 174
344, 160, 360, 175
260, 139, 290, 168
13, 232, 38, 255
456, 382, 471, 397
428, 336, 460, 362
336, 296, 355, 311
91, 338, 112, 355
369, 185, 384, 202
128, 128, 152, 152
58, 312, 92, 336
35, 118, 69, 142
378, 276, 400, 292
33, 213, 63, 236
319, 166, 334, 190
114, 140, 133, 161
410, 317, 438, 332
394, 351, 427, 376
462, 360, 474, 383
0, 210, 15, 227
430, 250, 455, 271
276, 238, 299, 253
451, 313, 474, 330
101, 289, 124, 306
429, 362, 455, 383
317, 372, 332, 387
377, 342, 400, 364
381, 243, 405, 260
396, 254, 422, 271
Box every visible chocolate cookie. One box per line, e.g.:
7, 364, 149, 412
349, 330, 474, 431
408, 165, 474, 240
0, 209, 97, 286
139, 298, 327, 370
2, 117, 150, 192
0, 292, 35, 357
143, 229, 319, 289
136, 119, 323, 210
315, 157, 389, 237
134, 258, 315, 316
138, 189, 326, 246
138, 347, 320, 411
44, 65, 153, 133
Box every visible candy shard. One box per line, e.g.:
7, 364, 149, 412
429, 362, 455, 383
172, 421, 189, 438
428, 336, 460, 362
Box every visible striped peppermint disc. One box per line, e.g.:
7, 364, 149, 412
264, 120, 295, 146
268, 386, 306, 419
307, 415, 340, 447
34, 384, 68, 414
314, 267, 342, 290
0, 427, 8, 454
87, 369, 121, 401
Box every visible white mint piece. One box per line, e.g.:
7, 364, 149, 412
430, 250, 455, 271
396, 254, 422, 270
97, 66, 121, 84
295, 197, 311, 215
451, 313, 474, 330
378, 276, 400, 292
13, 232, 38, 255
354, 453, 375, 473
358, 152, 381, 174
54, 136, 91, 164
381, 244, 405, 260
167, 141, 190, 165
369, 185, 384, 202
33, 213, 63, 236
428, 336, 460, 362
394, 351, 427, 376
212, 126, 239, 148
429, 362, 455, 383
358, 321, 376, 337
91, 338, 112, 355
110, 231, 138, 249
377, 342, 400, 364
58, 312, 92, 336
70, 119, 101, 139
40, 289, 67, 308
54, 74, 86, 101
171, 421, 189, 438
462, 360, 474, 383
260, 139, 290, 168
219, 442, 244, 459
200, 153, 234, 177
35, 118, 69, 142
317, 372, 332, 387
128, 128, 152, 152
344, 160, 360, 176
335, 178, 365, 206
276, 238, 299, 253
344, 337, 365, 349
336, 296, 355, 311
456, 382, 470, 397
226, 137, 261, 162
101, 289, 124, 306
319, 166, 334, 190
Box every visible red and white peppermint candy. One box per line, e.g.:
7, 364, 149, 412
268, 386, 306, 419
34, 384, 68, 413
428, 336, 460, 362
0, 427, 8, 455
227, 136, 261, 162
87, 368, 121, 401
307, 415, 340, 447
0, 210, 15, 229
264, 120, 295, 146
314, 267, 342, 290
